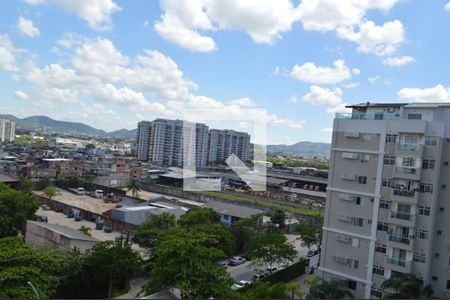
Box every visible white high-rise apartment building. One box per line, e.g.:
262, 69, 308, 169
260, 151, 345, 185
136, 119, 209, 167
320, 102, 450, 298
207, 129, 250, 164
0, 119, 15, 142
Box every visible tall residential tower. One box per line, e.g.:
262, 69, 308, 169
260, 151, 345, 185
320, 102, 450, 298
0, 119, 15, 142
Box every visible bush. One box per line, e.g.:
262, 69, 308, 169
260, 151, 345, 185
262, 258, 307, 284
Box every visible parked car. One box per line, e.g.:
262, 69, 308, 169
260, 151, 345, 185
67, 211, 74, 218
233, 280, 251, 289
307, 249, 320, 257
251, 272, 266, 282
229, 256, 246, 266
103, 225, 112, 233
41, 204, 51, 210
265, 266, 278, 274
74, 214, 82, 222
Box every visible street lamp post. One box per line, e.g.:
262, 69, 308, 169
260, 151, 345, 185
27, 281, 40, 300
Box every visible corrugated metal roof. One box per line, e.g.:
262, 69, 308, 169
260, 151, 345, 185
28, 221, 98, 242
205, 201, 264, 219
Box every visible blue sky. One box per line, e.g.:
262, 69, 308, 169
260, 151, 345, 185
1, 0, 450, 144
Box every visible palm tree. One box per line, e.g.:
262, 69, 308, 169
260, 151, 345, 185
127, 179, 141, 198
286, 282, 302, 299
381, 273, 433, 299
79, 225, 92, 236
306, 278, 353, 299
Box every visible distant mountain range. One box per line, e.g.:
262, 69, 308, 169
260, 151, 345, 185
266, 141, 331, 156
0, 114, 137, 138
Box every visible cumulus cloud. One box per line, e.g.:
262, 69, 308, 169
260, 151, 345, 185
23, 0, 121, 31
290, 95, 298, 104
322, 127, 333, 133
302, 85, 350, 114
398, 84, 450, 103
344, 82, 360, 89
337, 20, 404, 56
289, 59, 359, 84
154, 0, 301, 52
383, 55, 415, 66
17, 17, 40, 37
0, 35, 20, 71
14, 90, 28, 100
445, 2, 450, 11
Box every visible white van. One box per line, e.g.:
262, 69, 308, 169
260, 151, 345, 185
77, 187, 85, 195
94, 190, 103, 198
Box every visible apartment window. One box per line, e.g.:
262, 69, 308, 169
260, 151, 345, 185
417, 206, 431, 216
425, 136, 438, 146
440, 207, 445, 212
377, 222, 389, 232
371, 288, 383, 298
373, 265, 385, 276
353, 260, 359, 269
382, 177, 394, 188
415, 229, 428, 240
360, 154, 369, 163
445, 161, 450, 167
352, 217, 363, 227
379, 200, 391, 209
384, 156, 395, 166
419, 183, 433, 193
347, 280, 357, 290
355, 196, 362, 205
386, 134, 398, 143
413, 252, 427, 263
375, 242, 387, 254
404, 135, 419, 145
435, 253, 440, 258
402, 157, 415, 167
447, 280, 450, 290
358, 176, 367, 184
422, 159, 436, 170
408, 113, 422, 120
432, 276, 438, 281
437, 230, 442, 235
443, 184, 448, 190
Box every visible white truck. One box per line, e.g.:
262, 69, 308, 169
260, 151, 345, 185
94, 190, 104, 198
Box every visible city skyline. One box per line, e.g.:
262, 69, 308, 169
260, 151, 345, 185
1, 1, 450, 144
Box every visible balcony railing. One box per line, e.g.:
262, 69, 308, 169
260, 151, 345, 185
390, 211, 412, 221
393, 189, 415, 197
394, 166, 419, 174
397, 143, 420, 151
336, 113, 401, 120
387, 257, 407, 267
388, 234, 410, 245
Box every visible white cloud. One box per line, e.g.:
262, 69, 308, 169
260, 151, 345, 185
17, 17, 40, 38
344, 82, 360, 89
398, 84, 450, 103
289, 59, 358, 84
337, 20, 404, 56
0, 35, 20, 71
368, 76, 380, 84
322, 127, 332, 133
14, 90, 28, 100
303, 85, 343, 106
382, 55, 415, 67
24, 0, 121, 31
154, 0, 301, 52
290, 95, 298, 104
228, 97, 255, 107
445, 2, 450, 11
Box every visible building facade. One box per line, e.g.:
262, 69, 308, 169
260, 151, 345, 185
207, 129, 250, 163
320, 102, 450, 298
0, 119, 15, 142
136, 119, 209, 167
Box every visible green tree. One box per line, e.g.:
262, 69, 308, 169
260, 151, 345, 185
85, 237, 141, 298
245, 233, 296, 270
381, 273, 433, 299
286, 282, 302, 299
127, 179, 141, 198
43, 185, 57, 200
247, 281, 290, 299
144, 230, 237, 299
306, 278, 353, 299
0, 183, 40, 237
85, 143, 96, 150
270, 209, 286, 230
133, 212, 176, 254
18, 176, 33, 194
78, 225, 92, 237
0, 237, 75, 299
35, 177, 51, 190
177, 207, 220, 227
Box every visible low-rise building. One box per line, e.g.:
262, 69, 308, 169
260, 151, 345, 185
25, 220, 99, 253
204, 200, 264, 226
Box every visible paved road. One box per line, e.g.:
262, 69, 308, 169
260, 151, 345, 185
114, 276, 148, 299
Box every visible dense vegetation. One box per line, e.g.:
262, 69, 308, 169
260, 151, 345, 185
267, 156, 329, 170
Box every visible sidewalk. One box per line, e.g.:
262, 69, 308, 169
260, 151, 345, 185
288, 272, 318, 299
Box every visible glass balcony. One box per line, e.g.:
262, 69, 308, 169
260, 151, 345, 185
388, 234, 410, 245
397, 144, 420, 151
390, 211, 412, 221
392, 189, 415, 197
387, 257, 407, 267
335, 113, 401, 120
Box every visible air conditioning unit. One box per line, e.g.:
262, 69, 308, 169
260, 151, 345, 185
334, 255, 350, 264
336, 235, 351, 243
337, 214, 352, 222
342, 152, 359, 159
339, 193, 354, 202
344, 132, 360, 138
341, 174, 357, 181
